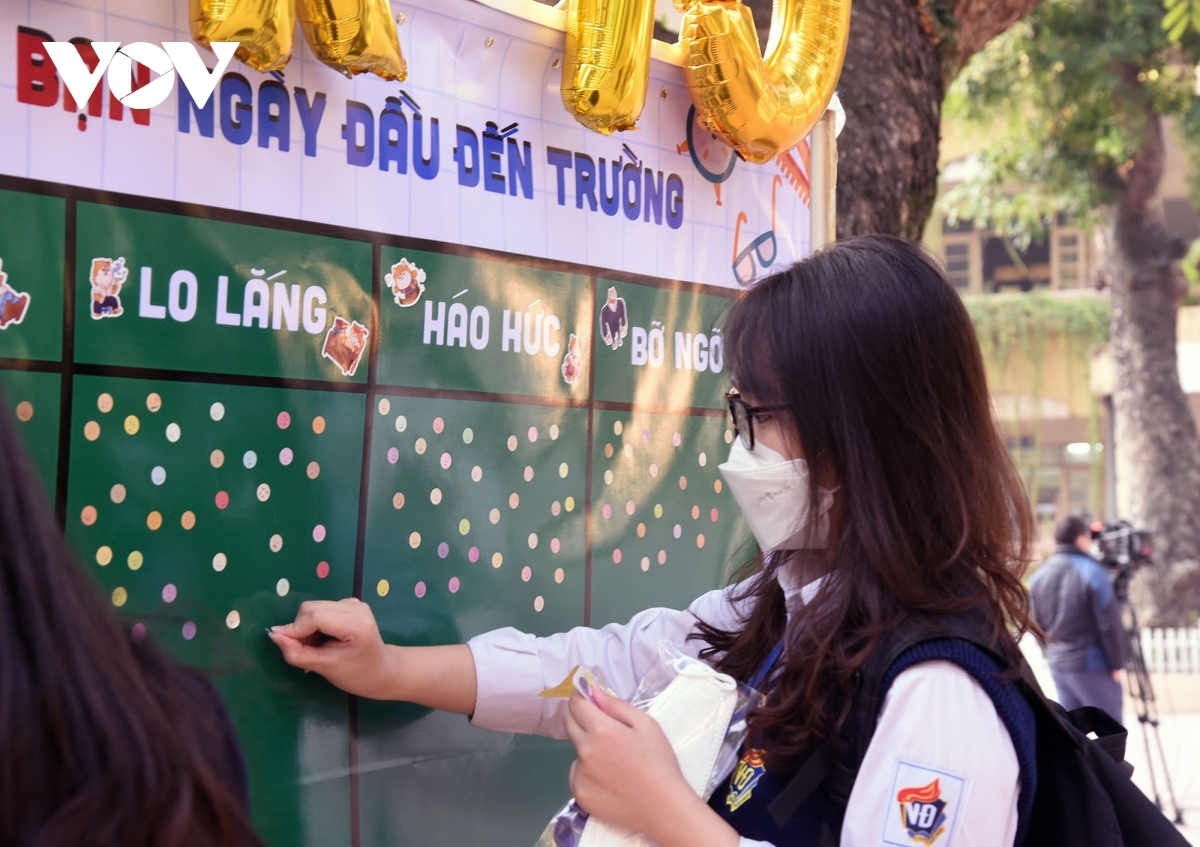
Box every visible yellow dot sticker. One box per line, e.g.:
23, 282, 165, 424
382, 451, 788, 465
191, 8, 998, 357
492, 552, 503, 568
377, 579, 390, 597
112, 586, 127, 607
559, 463, 569, 478
124, 415, 140, 435
96, 545, 113, 566
84, 421, 100, 441
459, 519, 470, 536
654, 504, 664, 519
146, 511, 162, 531
110, 484, 126, 504
127, 550, 144, 570
565, 496, 576, 512
180, 511, 196, 530
146, 392, 162, 412
80, 505, 97, 526
312, 415, 326, 434
409, 531, 421, 549
15, 401, 33, 422
97, 393, 113, 413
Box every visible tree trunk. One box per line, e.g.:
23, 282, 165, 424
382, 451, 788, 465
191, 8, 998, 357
1103, 108, 1200, 627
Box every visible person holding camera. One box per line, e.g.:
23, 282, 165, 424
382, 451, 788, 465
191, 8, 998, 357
1030, 516, 1127, 722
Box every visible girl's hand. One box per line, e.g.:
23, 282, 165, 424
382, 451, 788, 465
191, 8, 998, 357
563, 689, 738, 847
269, 598, 397, 699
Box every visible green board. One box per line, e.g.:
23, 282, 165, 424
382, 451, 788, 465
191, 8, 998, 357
0, 180, 749, 847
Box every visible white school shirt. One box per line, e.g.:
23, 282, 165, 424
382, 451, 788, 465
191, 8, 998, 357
467, 569, 1020, 847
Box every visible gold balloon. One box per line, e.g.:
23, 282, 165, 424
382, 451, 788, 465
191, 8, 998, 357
190, 0, 295, 72
562, 0, 657, 134
677, 0, 852, 163
297, 0, 407, 81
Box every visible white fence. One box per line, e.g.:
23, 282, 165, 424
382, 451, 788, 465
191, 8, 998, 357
1140, 628, 1200, 673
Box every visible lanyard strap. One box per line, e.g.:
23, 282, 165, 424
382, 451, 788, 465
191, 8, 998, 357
746, 641, 784, 692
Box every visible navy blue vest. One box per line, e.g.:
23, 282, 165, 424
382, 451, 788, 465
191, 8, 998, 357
708, 639, 1038, 847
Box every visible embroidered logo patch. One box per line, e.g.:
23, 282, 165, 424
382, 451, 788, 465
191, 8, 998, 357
725, 748, 767, 812
883, 763, 965, 846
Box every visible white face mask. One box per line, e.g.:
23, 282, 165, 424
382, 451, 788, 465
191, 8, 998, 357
718, 440, 837, 552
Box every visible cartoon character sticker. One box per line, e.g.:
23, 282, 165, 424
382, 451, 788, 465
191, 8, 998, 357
561, 332, 583, 386
322, 317, 369, 377
599, 287, 628, 351
0, 259, 30, 330
386, 258, 427, 308
677, 104, 737, 206
89, 257, 128, 319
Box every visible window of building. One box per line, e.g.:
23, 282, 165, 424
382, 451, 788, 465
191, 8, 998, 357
945, 241, 971, 289
1054, 229, 1086, 289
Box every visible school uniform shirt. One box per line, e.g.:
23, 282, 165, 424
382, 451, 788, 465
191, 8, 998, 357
467, 568, 1020, 847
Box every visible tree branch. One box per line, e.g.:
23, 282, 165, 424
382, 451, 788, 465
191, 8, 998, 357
948, 0, 1045, 76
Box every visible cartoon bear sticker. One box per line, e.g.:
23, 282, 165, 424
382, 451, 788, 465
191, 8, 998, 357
386, 258, 427, 308
322, 316, 369, 377
599, 287, 628, 351
89, 257, 128, 320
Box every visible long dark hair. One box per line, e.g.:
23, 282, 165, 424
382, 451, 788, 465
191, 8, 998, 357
697, 235, 1037, 771
0, 396, 264, 846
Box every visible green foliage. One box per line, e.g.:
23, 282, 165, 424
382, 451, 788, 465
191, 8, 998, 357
941, 0, 1200, 242
1164, 0, 1200, 43
965, 291, 1111, 369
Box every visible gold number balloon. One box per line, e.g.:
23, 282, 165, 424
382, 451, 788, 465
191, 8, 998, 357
677, 0, 852, 163
562, 0, 657, 134
190, 0, 295, 72
297, 0, 407, 81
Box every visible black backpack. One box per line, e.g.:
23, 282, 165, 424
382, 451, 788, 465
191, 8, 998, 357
764, 617, 1192, 847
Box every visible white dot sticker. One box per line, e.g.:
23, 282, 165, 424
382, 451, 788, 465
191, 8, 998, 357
440, 452, 452, 470
378, 398, 391, 416
414, 438, 427, 455
409, 531, 421, 549
559, 463, 569, 478
395, 415, 407, 433
699, 452, 708, 467
210, 402, 225, 421
463, 427, 474, 444
279, 447, 293, 465
257, 483, 271, 502
523, 465, 534, 482
313, 524, 326, 542
534, 596, 545, 612
490, 508, 501, 524
213, 552, 227, 572
507, 435, 518, 451
165, 422, 181, 442
550, 424, 560, 440
649, 463, 659, 478
269, 534, 283, 552
604, 469, 614, 485
528, 426, 538, 442
276, 578, 289, 596
430, 488, 443, 505
243, 450, 257, 469
226, 610, 241, 629
471, 465, 483, 482
614, 421, 623, 435
673, 432, 682, 447
528, 533, 538, 549
150, 466, 166, 485
624, 443, 634, 457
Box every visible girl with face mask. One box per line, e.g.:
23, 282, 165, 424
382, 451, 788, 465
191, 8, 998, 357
270, 236, 1039, 847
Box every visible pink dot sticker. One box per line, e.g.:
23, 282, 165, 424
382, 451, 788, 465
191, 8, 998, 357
387, 447, 399, 464
438, 542, 449, 558
613, 549, 623, 564
468, 546, 480, 563
658, 550, 667, 565
440, 452, 452, 470
550, 538, 561, 554
131, 622, 146, 642
277, 411, 291, 429
521, 566, 532, 582
642, 429, 651, 443
625, 500, 636, 515
414, 581, 427, 599
215, 491, 229, 509
313, 524, 326, 543
279, 447, 294, 466
602, 504, 613, 519
182, 621, 197, 640
448, 576, 460, 593
673, 432, 682, 447
162, 584, 177, 603
528, 426, 538, 442
711, 508, 720, 522
433, 416, 445, 434
674, 524, 682, 538
316, 561, 330, 579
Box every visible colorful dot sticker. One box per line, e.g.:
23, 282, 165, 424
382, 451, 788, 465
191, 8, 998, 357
697, 534, 706, 548
658, 550, 667, 565
110, 484, 126, 503
641, 557, 651, 572
614, 421, 623, 435
395, 415, 408, 433
269, 534, 283, 552
643, 429, 652, 443
112, 586, 127, 607
471, 466, 483, 482
182, 621, 197, 641
489, 508, 501, 524
317, 561, 330, 579
521, 566, 532, 582
210, 449, 224, 468
469, 546, 480, 563
165, 422, 181, 442
673, 524, 682, 538
96, 545, 113, 566
654, 504, 663, 518
528, 533, 538, 549
637, 522, 646, 538
306, 462, 320, 479
243, 450, 257, 469
509, 493, 520, 509
603, 470, 614, 485
714, 479, 723, 493
433, 416, 445, 434
523, 465, 534, 482
724, 430, 734, 444
528, 426, 538, 442
15, 401, 33, 422
673, 432, 682, 447
181, 511, 196, 530
463, 427, 474, 444
313, 524, 326, 542
458, 518, 471, 535
624, 443, 634, 458
387, 447, 399, 464
699, 452, 708, 467
550, 538, 561, 554
550, 424, 560, 440
602, 504, 613, 519
507, 435, 518, 451
151, 466, 166, 486
378, 398, 391, 416
215, 490, 229, 509
438, 541, 450, 558
649, 463, 659, 477
257, 483, 271, 502
414, 438, 427, 455
565, 496, 576, 512
448, 576, 460, 593
277, 411, 291, 429
441, 452, 453, 470
276, 578, 289, 596
313, 416, 326, 434
377, 579, 390, 597
492, 552, 503, 568
711, 508, 720, 522
409, 531, 421, 549
98, 393, 114, 413
279, 447, 294, 466
692, 505, 700, 520
131, 622, 146, 641
534, 596, 545, 612
679, 476, 688, 490
392, 492, 405, 509
554, 567, 565, 583
162, 584, 177, 603
213, 552, 227, 572
430, 488, 443, 505
210, 402, 225, 421
147, 510, 163, 530
226, 610, 241, 629
613, 549, 623, 564
626, 500, 636, 516
128, 550, 144, 570
414, 581, 426, 598
605, 444, 614, 459
123, 415, 140, 435
551, 500, 561, 517
84, 421, 100, 441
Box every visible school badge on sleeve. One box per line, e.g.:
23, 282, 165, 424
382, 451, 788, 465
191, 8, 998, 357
725, 748, 767, 812
883, 763, 965, 846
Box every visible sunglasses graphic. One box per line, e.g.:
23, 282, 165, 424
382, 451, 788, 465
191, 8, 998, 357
732, 176, 782, 287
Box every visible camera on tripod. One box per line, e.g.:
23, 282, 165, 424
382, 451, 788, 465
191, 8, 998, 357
1089, 520, 1153, 572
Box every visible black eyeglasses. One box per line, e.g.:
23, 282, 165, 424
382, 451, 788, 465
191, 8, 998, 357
726, 388, 790, 450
